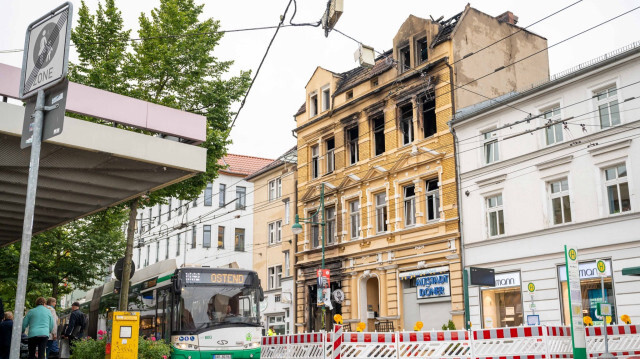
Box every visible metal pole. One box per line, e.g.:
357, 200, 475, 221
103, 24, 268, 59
601, 276, 611, 357
320, 183, 326, 330
463, 269, 470, 330
9, 89, 45, 359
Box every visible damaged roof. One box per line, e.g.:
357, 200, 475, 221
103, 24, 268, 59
431, 11, 463, 48
334, 49, 395, 97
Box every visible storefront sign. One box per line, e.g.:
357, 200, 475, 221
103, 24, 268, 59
416, 273, 450, 299
559, 259, 612, 281
485, 272, 521, 289
400, 266, 449, 280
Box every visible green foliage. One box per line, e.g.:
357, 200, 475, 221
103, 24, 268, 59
441, 319, 456, 331
70, 337, 106, 359
138, 338, 172, 358
0, 207, 128, 300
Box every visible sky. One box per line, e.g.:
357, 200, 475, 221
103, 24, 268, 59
2, 0, 640, 160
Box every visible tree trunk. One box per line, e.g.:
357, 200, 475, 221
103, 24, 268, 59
118, 198, 139, 310
51, 281, 58, 300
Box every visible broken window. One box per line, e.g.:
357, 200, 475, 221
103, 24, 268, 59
421, 94, 437, 138
326, 138, 335, 173
400, 46, 411, 73
347, 126, 359, 165
417, 37, 428, 64
373, 115, 385, 156
400, 103, 414, 145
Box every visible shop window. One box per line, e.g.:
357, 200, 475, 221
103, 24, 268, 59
481, 272, 523, 328
549, 178, 572, 224
404, 185, 416, 226
604, 164, 630, 214
543, 106, 563, 146
375, 192, 388, 233
426, 179, 440, 221
326, 138, 335, 173
595, 86, 620, 128
421, 94, 436, 138
372, 115, 385, 156
346, 126, 359, 165
400, 103, 414, 145
558, 260, 616, 325
349, 200, 360, 240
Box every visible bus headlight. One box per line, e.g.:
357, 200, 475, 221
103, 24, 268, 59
176, 343, 189, 350
244, 342, 260, 349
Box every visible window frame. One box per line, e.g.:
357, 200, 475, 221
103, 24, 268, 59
268, 265, 283, 290
311, 145, 320, 179
191, 225, 197, 249
541, 106, 563, 146
310, 211, 320, 248
349, 200, 360, 240
321, 86, 331, 112
269, 220, 282, 245
399, 102, 414, 146
217, 226, 225, 249
309, 91, 318, 117
549, 178, 572, 225
326, 137, 335, 174
219, 183, 226, 207
284, 251, 291, 277
204, 182, 213, 206
604, 164, 631, 215
284, 199, 290, 225
372, 115, 385, 157
346, 125, 359, 165
326, 207, 336, 245
416, 37, 428, 65
404, 184, 416, 227
482, 129, 499, 165
236, 186, 246, 210
269, 178, 282, 201
425, 178, 441, 222
375, 192, 388, 234
203, 225, 212, 248
234, 228, 245, 251
420, 93, 437, 139
399, 45, 410, 73
594, 85, 621, 129
486, 194, 505, 237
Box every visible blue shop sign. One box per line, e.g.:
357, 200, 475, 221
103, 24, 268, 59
416, 273, 450, 299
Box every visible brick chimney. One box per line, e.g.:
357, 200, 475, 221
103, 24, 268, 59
496, 11, 518, 25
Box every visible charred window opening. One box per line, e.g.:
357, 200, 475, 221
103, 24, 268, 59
400, 46, 410, 72
373, 115, 385, 156
400, 103, 414, 145
347, 126, 359, 165
421, 93, 436, 138
417, 37, 428, 64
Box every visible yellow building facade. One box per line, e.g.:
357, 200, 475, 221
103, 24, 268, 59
293, 7, 549, 332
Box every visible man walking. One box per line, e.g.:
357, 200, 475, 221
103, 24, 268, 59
62, 302, 84, 354
0, 312, 13, 359
45, 298, 59, 358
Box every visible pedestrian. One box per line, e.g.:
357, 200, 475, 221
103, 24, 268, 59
267, 326, 276, 336
0, 311, 13, 359
62, 302, 85, 355
23, 297, 53, 359
45, 297, 59, 358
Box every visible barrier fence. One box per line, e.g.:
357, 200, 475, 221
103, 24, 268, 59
261, 324, 640, 359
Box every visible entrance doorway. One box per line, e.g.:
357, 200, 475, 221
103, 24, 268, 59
359, 275, 380, 330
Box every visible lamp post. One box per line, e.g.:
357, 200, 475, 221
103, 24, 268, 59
291, 183, 327, 329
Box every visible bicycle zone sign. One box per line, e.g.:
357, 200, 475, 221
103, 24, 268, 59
19, 2, 73, 99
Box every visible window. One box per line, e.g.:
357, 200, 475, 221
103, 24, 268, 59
400, 103, 414, 145
157, 204, 162, 224
375, 192, 388, 233
137, 214, 142, 234
347, 126, 359, 165
322, 87, 330, 111
404, 185, 416, 226
550, 178, 572, 224
235, 228, 245, 251
137, 248, 141, 268
219, 183, 226, 207
604, 164, 630, 214
178, 200, 183, 215
371, 77, 379, 87
203, 225, 211, 248
310, 92, 318, 117
192, 197, 198, 207
284, 199, 290, 225
417, 37, 428, 64
176, 234, 181, 256
236, 186, 246, 210
310, 211, 320, 248
595, 86, 620, 128
269, 221, 282, 245
326, 138, 335, 173
346, 90, 353, 100
481, 272, 523, 328
269, 178, 282, 201
191, 226, 196, 249
543, 106, 563, 146
165, 238, 169, 259
373, 115, 385, 156
268, 265, 283, 290
167, 199, 172, 220
275, 294, 281, 302
156, 241, 159, 263
267, 315, 286, 335
148, 208, 152, 228
326, 207, 336, 245
426, 179, 440, 221
311, 145, 319, 179
284, 251, 290, 277
399, 45, 410, 72
204, 183, 213, 206
559, 261, 617, 325
421, 94, 436, 138
349, 200, 360, 239
483, 130, 499, 164
217, 226, 225, 249
486, 194, 505, 237
146, 245, 150, 267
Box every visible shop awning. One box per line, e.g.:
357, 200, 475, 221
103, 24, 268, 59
622, 266, 640, 276
399, 266, 449, 280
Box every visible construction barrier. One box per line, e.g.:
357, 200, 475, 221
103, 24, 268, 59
261, 324, 640, 359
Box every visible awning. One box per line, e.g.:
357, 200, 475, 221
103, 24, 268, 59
622, 266, 640, 276
399, 266, 449, 280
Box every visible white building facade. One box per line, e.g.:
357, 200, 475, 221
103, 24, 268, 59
452, 43, 640, 328
134, 154, 273, 270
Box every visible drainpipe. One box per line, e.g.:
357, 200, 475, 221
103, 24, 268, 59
445, 60, 470, 330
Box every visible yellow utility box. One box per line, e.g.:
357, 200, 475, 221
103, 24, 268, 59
106, 311, 140, 359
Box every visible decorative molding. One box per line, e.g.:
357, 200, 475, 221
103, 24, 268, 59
475, 173, 507, 188
536, 155, 574, 171
588, 139, 631, 157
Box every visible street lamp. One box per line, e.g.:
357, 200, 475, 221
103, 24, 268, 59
291, 183, 328, 328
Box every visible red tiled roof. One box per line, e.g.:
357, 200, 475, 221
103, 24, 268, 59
218, 154, 274, 176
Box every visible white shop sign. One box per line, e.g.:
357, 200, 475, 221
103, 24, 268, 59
559, 260, 612, 281
482, 271, 521, 289
416, 273, 451, 299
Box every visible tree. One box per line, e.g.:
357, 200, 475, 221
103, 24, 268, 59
69, 0, 251, 308
0, 207, 128, 303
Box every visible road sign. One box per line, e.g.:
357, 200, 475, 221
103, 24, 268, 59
21, 79, 68, 148
114, 257, 136, 282
19, 2, 73, 99
596, 259, 607, 277
528, 282, 536, 293
597, 303, 612, 317
565, 246, 587, 359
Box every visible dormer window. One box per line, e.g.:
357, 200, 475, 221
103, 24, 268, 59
346, 90, 353, 100
322, 86, 330, 111
371, 77, 379, 87
310, 92, 318, 117
417, 37, 428, 64
399, 46, 411, 73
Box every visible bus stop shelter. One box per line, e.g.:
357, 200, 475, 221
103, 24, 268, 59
0, 63, 207, 245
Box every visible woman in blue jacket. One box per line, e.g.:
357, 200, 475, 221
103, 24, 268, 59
22, 297, 53, 359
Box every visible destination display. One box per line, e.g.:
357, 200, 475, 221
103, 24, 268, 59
183, 271, 252, 286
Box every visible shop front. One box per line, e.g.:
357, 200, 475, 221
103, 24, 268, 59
401, 266, 452, 330
479, 271, 523, 328
558, 259, 616, 325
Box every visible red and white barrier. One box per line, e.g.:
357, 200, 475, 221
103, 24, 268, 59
261, 335, 289, 359
544, 326, 572, 358
341, 332, 397, 359
472, 326, 548, 359
586, 324, 640, 359
399, 330, 472, 358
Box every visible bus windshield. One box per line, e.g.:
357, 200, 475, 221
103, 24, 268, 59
177, 285, 260, 331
